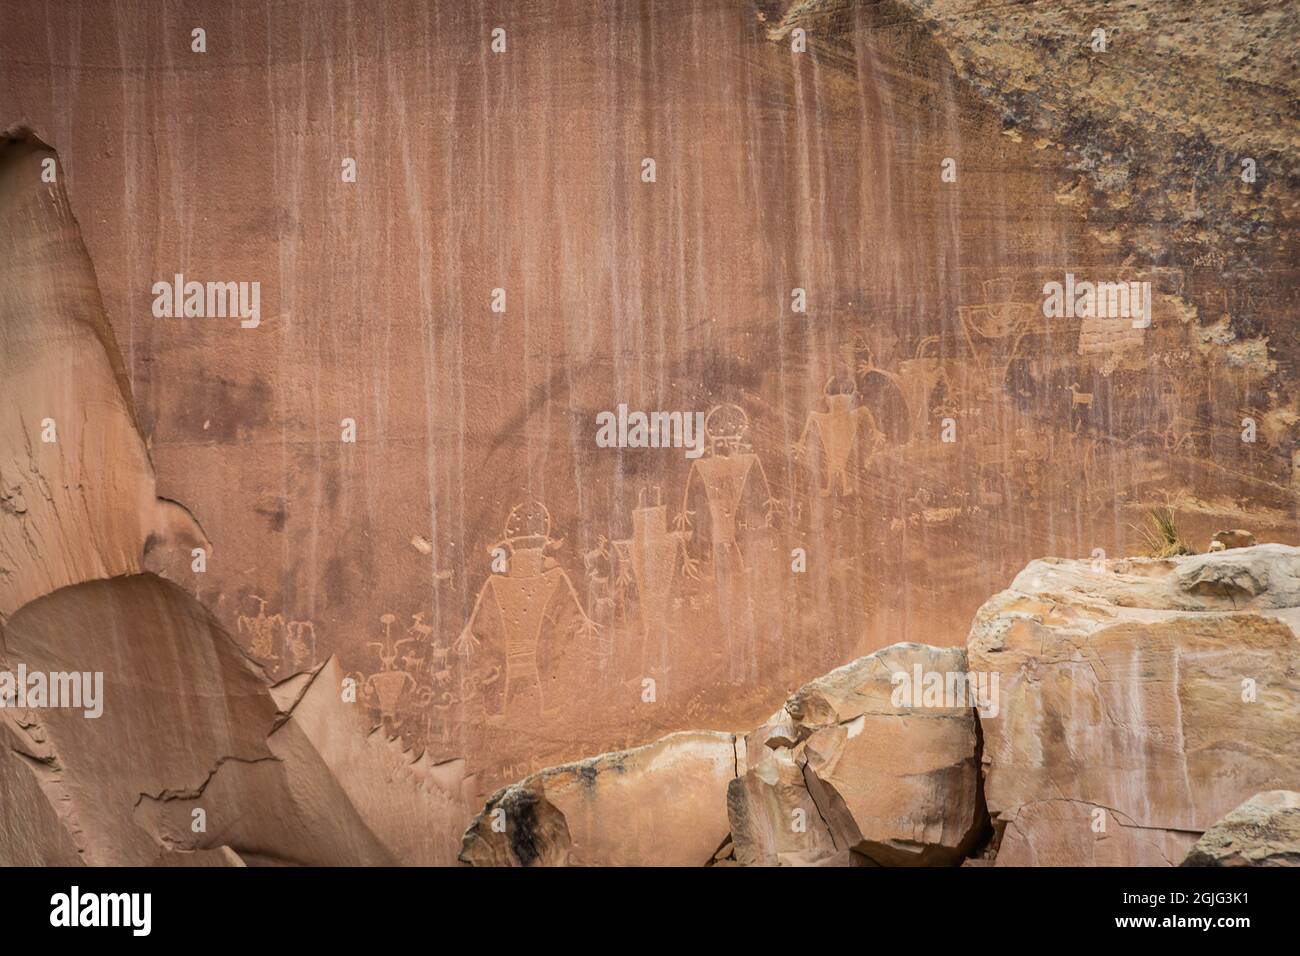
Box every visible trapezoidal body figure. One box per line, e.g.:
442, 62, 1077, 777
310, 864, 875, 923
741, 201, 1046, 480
455, 501, 598, 725
793, 374, 886, 497
675, 404, 780, 574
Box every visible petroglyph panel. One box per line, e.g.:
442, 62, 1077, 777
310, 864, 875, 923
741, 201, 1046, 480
1, 0, 1294, 820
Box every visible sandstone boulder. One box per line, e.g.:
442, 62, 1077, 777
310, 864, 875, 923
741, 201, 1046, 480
1181, 791, 1300, 867
970, 545, 1300, 866
464, 642, 990, 867
729, 643, 987, 866
727, 744, 838, 866
459, 731, 739, 866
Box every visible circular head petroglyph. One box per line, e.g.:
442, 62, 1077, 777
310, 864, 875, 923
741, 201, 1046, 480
705, 403, 750, 442
502, 500, 552, 546
824, 373, 859, 397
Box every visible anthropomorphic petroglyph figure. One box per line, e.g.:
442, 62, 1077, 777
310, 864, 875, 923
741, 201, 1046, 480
284, 620, 316, 671
237, 595, 285, 663
350, 613, 433, 724
957, 277, 1040, 395
1066, 382, 1094, 432
844, 337, 916, 442
455, 501, 598, 722
612, 487, 699, 669
236, 596, 316, 673
583, 535, 619, 623
675, 404, 780, 566
793, 375, 886, 497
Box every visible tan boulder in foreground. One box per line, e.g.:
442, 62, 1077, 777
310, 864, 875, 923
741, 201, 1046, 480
1181, 791, 1300, 867
970, 545, 1300, 866
727, 742, 838, 866
729, 643, 987, 866
461, 642, 989, 867
459, 731, 739, 866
